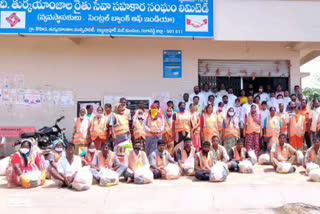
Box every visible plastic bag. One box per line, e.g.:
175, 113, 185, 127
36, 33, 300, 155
248, 150, 257, 164
276, 162, 292, 174
239, 160, 254, 173
309, 168, 320, 182
306, 163, 320, 176
0, 157, 10, 176
99, 169, 119, 187
20, 169, 42, 188
209, 162, 229, 182
164, 163, 180, 180
72, 166, 92, 191
134, 166, 153, 184
182, 156, 195, 176
296, 151, 304, 166
258, 154, 270, 165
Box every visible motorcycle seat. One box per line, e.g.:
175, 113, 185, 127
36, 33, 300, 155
20, 132, 36, 138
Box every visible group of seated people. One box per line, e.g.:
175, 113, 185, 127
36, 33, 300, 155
5, 131, 320, 189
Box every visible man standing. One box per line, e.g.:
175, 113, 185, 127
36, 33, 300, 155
182, 93, 192, 110
190, 85, 205, 108
300, 99, 311, 148
309, 99, 320, 139
288, 107, 306, 151
227, 88, 237, 105
287, 101, 296, 117
271, 134, 297, 173
217, 83, 228, 97
222, 95, 232, 113
86, 105, 94, 120
254, 85, 269, 103
200, 83, 211, 106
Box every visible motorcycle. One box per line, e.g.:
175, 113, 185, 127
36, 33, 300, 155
18, 116, 68, 151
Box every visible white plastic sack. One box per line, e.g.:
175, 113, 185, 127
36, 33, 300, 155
20, 168, 42, 188
99, 169, 119, 187
248, 150, 257, 164
72, 166, 92, 191
182, 156, 195, 175
258, 154, 270, 165
306, 163, 320, 176
0, 157, 10, 176
276, 162, 292, 174
134, 166, 153, 184
164, 163, 180, 180
296, 151, 304, 166
209, 162, 229, 182
239, 160, 254, 174
309, 168, 320, 182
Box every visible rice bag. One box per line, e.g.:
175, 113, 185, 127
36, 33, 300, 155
248, 150, 257, 164
182, 156, 195, 176
0, 157, 10, 176
20, 169, 42, 188
296, 151, 304, 166
258, 154, 270, 165
99, 169, 119, 187
209, 162, 229, 182
239, 160, 254, 173
134, 166, 153, 184
72, 166, 92, 191
306, 163, 320, 176
309, 168, 320, 182
164, 163, 180, 180
276, 162, 292, 174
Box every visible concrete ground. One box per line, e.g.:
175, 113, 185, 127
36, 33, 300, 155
1, 165, 320, 214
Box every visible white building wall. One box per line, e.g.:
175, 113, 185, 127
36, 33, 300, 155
214, 0, 320, 41
0, 37, 300, 138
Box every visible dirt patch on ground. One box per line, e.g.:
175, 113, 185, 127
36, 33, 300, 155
273, 203, 320, 214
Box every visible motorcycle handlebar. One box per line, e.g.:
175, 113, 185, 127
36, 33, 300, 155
56, 116, 65, 123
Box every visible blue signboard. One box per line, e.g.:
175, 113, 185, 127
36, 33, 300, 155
0, 0, 213, 38
163, 50, 182, 78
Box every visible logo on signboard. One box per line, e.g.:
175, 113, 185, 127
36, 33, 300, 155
185, 15, 208, 32
1, 11, 26, 29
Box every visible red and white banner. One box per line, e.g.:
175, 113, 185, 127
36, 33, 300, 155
0, 127, 35, 139
1, 11, 26, 29
185, 15, 208, 32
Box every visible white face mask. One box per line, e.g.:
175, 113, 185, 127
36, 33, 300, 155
228, 112, 235, 117
55, 147, 63, 152
80, 115, 85, 119
88, 148, 96, 153
97, 113, 103, 118
20, 148, 30, 154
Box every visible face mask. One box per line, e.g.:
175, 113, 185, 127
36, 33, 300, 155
150, 109, 158, 118
88, 148, 96, 153
20, 148, 30, 154
179, 107, 185, 112
97, 113, 103, 118
166, 112, 172, 117
55, 147, 63, 152
138, 115, 143, 120
228, 112, 234, 117
259, 89, 263, 92
80, 115, 85, 119
134, 147, 141, 151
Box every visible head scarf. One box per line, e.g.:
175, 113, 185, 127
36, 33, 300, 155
164, 107, 173, 123
79, 107, 89, 139
20, 139, 33, 166
53, 138, 64, 148
250, 105, 261, 124
149, 104, 161, 120
114, 103, 122, 114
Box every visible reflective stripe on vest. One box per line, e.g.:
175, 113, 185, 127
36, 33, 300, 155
232, 146, 245, 161
53, 150, 64, 162
277, 112, 289, 134
164, 118, 173, 134
203, 113, 219, 137
90, 117, 108, 140
113, 114, 130, 137
133, 121, 146, 140
155, 153, 167, 168
198, 151, 212, 169
265, 116, 280, 137
224, 118, 239, 138
289, 115, 305, 137
98, 151, 115, 169
146, 116, 163, 136
85, 151, 97, 165
308, 148, 316, 162
175, 112, 190, 133
128, 150, 146, 170
212, 147, 222, 161
275, 144, 291, 162
246, 114, 261, 134
73, 118, 89, 144
217, 113, 224, 131
191, 113, 201, 134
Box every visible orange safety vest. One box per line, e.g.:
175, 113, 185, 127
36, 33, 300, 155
113, 114, 130, 137
72, 118, 89, 144
133, 120, 146, 140
52, 150, 64, 163
175, 112, 191, 133
212, 146, 222, 161
191, 112, 201, 134
289, 115, 305, 137
90, 116, 108, 141
232, 146, 245, 161
178, 147, 195, 162
202, 113, 219, 137
265, 116, 280, 138
97, 151, 115, 169
217, 112, 225, 132
246, 113, 261, 134
277, 112, 289, 134
197, 151, 212, 169
155, 152, 168, 168
224, 117, 240, 138
128, 150, 146, 171
164, 117, 173, 135
275, 144, 291, 162
84, 151, 97, 165
146, 116, 163, 137
308, 148, 316, 162
300, 108, 310, 132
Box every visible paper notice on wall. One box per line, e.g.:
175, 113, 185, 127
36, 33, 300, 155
60, 91, 74, 107
52, 91, 60, 105
23, 89, 41, 107
14, 75, 24, 89
151, 92, 170, 111
104, 96, 122, 110
40, 90, 50, 104
16, 89, 25, 104
9, 89, 17, 104
4, 76, 9, 89
2, 89, 10, 102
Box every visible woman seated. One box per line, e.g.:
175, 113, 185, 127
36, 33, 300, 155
80, 142, 97, 166
6, 139, 43, 188
47, 139, 65, 178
